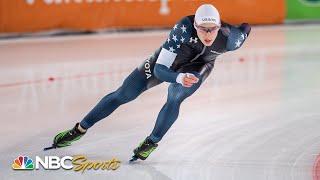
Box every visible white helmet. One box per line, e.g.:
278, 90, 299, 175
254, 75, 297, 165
195, 4, 220, 26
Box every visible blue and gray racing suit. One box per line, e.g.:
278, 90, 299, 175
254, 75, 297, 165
79, 15, 251, 143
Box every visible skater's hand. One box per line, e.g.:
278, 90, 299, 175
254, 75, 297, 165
176, 73, 199, 87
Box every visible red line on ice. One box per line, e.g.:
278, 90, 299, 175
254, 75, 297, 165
0, 71, 110, 88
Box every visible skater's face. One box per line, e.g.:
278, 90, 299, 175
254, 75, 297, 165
195, 22, 220, 46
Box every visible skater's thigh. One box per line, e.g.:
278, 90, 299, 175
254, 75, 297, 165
168, 62, 214, 100
118, 68, 149, 95
167, 72, 202, 101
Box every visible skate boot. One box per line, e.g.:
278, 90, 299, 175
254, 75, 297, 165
44, 123, 86, 151
129, 137, 158, 162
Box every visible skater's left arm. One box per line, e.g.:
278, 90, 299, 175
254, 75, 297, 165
223, 22, 251, 51
154, 63, 181, 83
154, 16, 194, 84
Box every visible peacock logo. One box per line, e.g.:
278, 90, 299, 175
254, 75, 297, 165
12, 155, 34, 170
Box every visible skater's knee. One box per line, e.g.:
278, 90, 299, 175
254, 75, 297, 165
115, 87, 138, 103
166, 96, 182, 108
167, 87, 188, 103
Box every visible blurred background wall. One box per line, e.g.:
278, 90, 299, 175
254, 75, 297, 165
0, 0, 319, 34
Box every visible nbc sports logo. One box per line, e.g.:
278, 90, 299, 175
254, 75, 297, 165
12, 155, 73, 170
11, 155, 120, 172
12, 155, 34, 170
